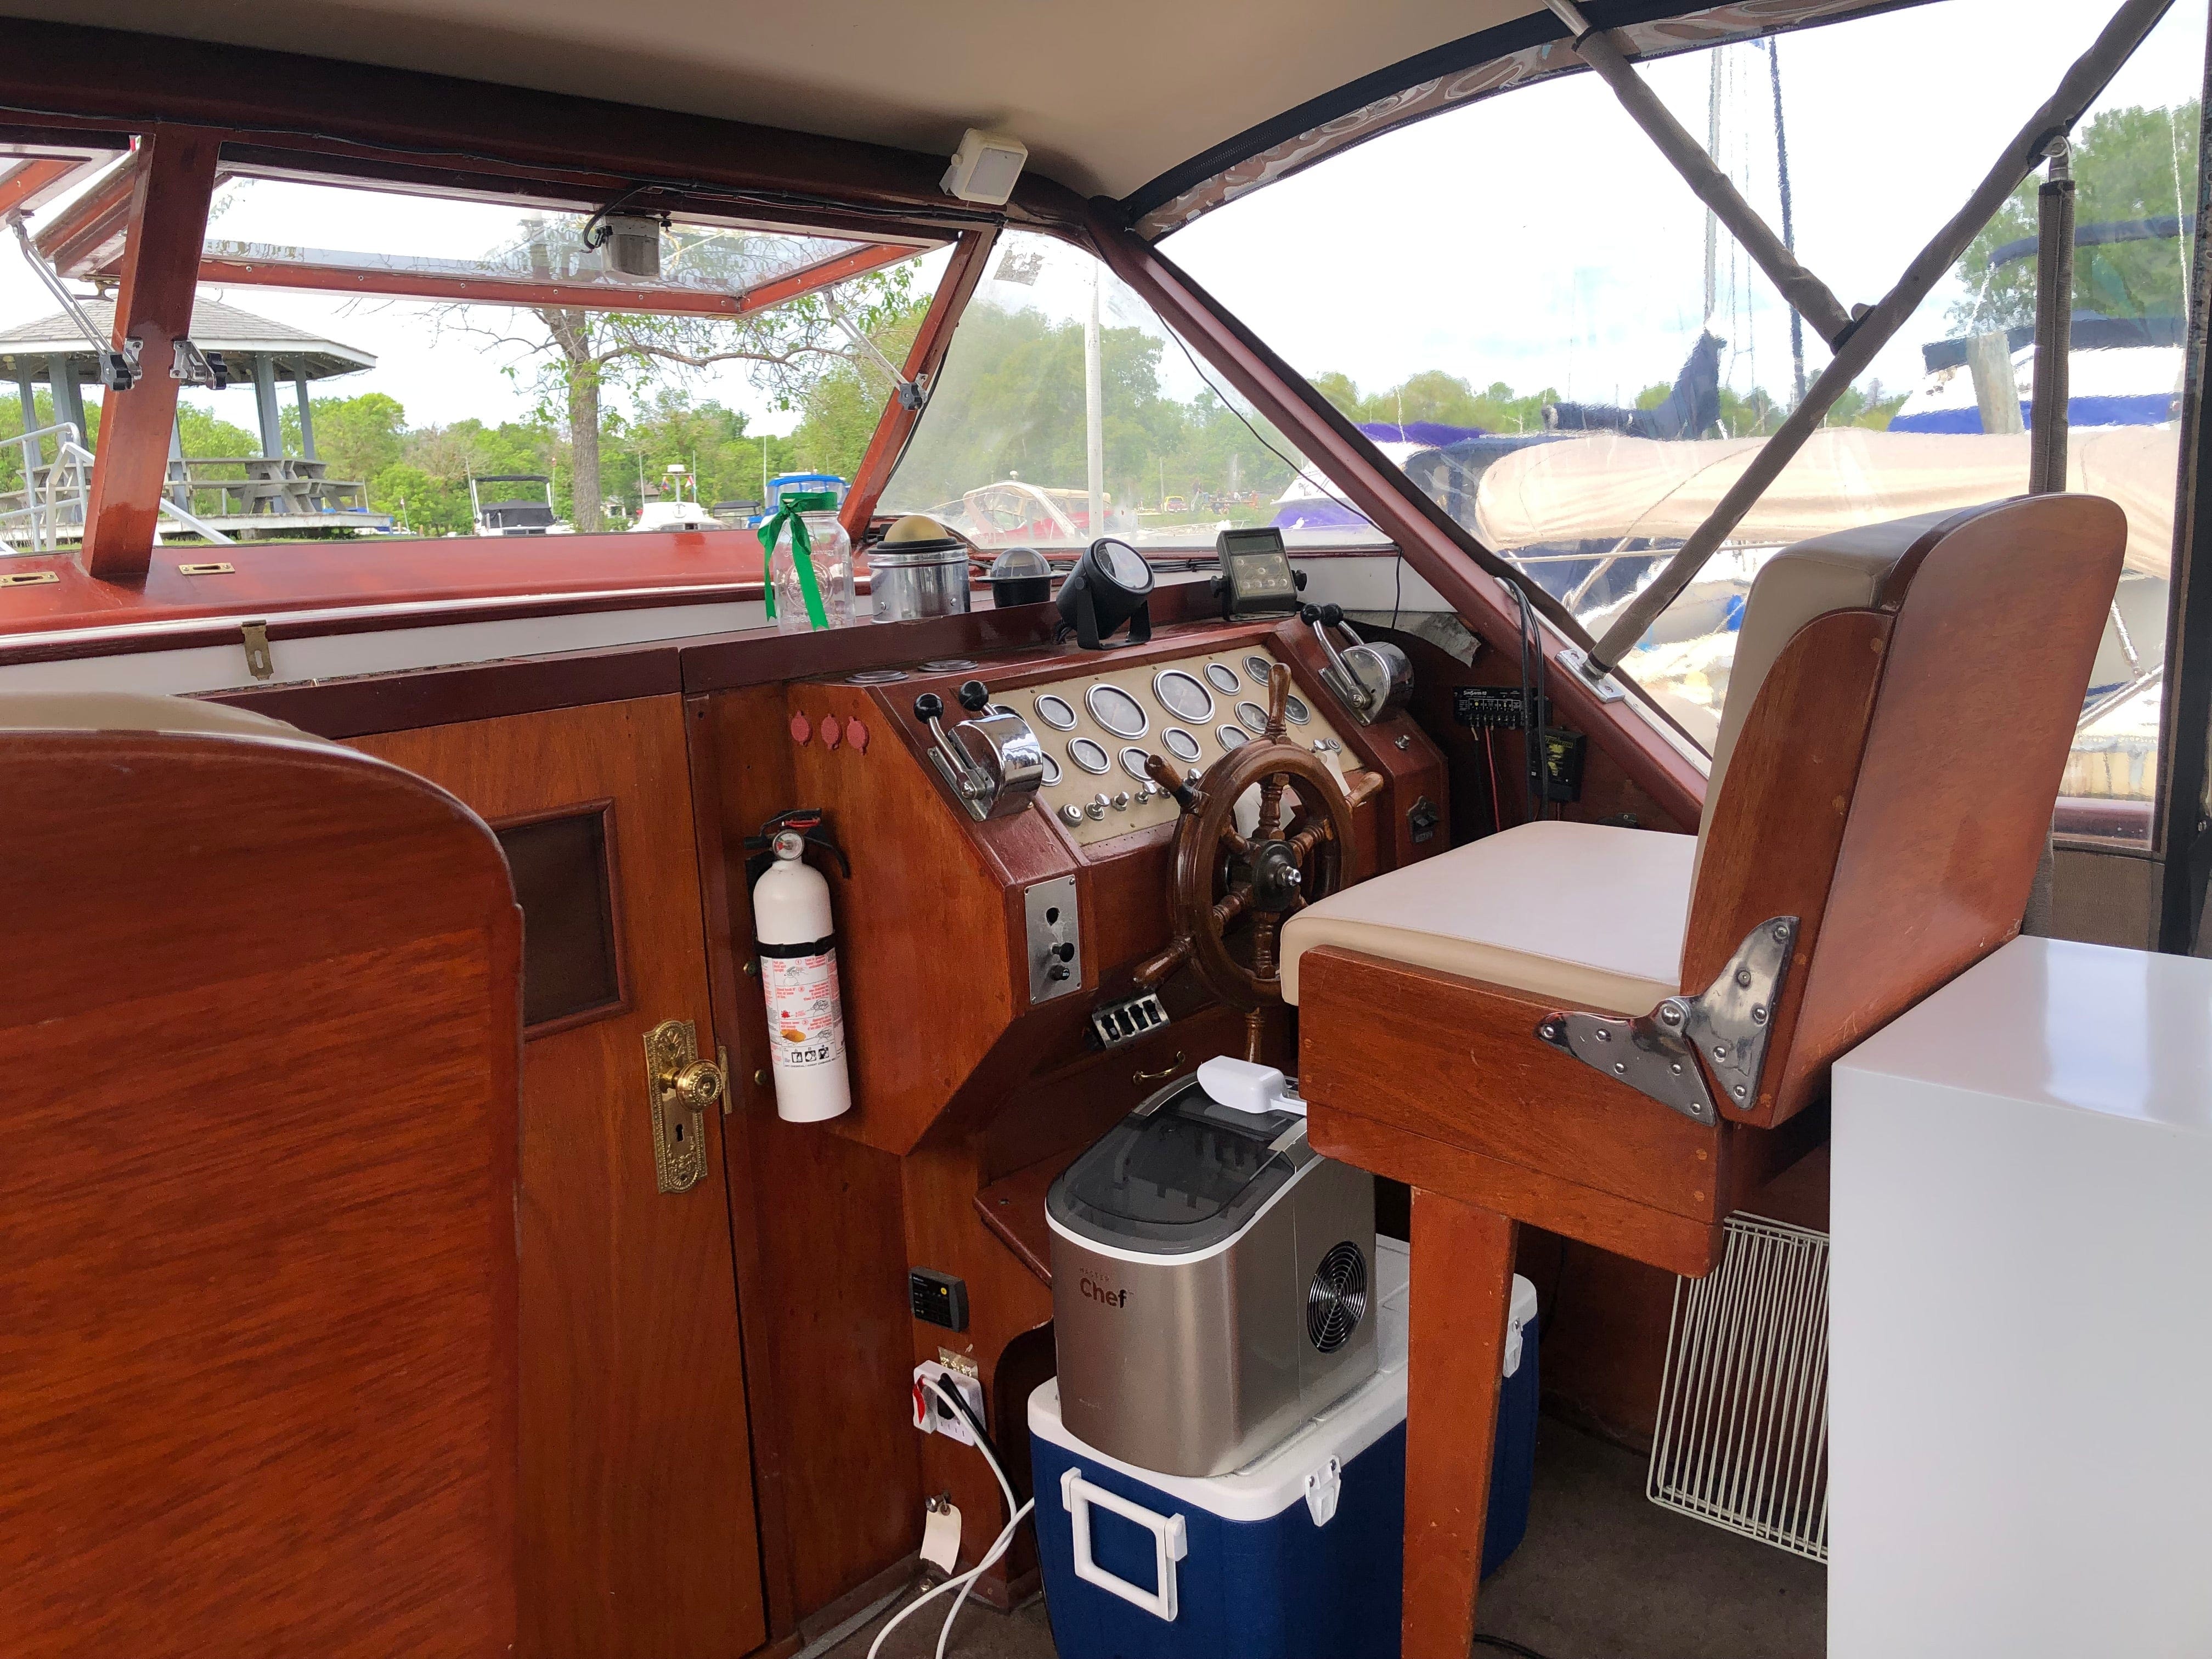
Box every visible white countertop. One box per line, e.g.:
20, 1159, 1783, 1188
1838, 935, 2212, 1136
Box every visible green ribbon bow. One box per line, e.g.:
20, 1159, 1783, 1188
757, 492, 837, 630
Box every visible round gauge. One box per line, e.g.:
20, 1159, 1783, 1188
1162, 727, 1202, 763
1120, 746, 1155, 782
1034, 692, 1077, 731
1068, 737, 1110, 775
847, 668, 909, 685
1284, 694, 1311, 725
1086, 683, 1149, 738
1205, 662, 1242, 695
1243, 654, 1273, 684
1236, 701, 1269, 734
1217, 725, 1250, 751
917, 657, 979, 673
1039, 751, 1062, 786
1152, 668, 1214, 724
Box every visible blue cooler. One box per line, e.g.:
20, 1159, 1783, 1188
1030, 1240, 1539, 1659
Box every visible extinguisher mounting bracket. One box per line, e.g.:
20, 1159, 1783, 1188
744, 808, 851, 882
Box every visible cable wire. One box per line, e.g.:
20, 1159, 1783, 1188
1158, 320, 1378, 534
1473, 1637, 1559, 1659
907, 1376, 1024, 1659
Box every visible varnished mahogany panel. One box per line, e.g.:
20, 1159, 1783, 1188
1403, 1194, 1518, 1659
1298, 947, 1724, 1223
0, 730, 519, 1659
81, 127, 218, 580
1310, 1107, 1725, 1281
356, 697, 766, 1659
689, 687, 920, 1630
1782, 495, 2125, 1103
1681, 607, 1889, 1121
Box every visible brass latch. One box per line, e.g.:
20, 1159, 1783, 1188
0, 569, 60, 588
240, 619, 274, 680
643, 1018, 725, 1194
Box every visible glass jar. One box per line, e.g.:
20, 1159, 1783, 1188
764, 495, 856, 634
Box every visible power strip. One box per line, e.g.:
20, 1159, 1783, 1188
910, 1361, 985, 1446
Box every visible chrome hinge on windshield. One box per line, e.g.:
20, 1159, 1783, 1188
7, 211, 140, 392
824, 289, 924, 410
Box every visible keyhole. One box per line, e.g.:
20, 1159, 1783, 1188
674, 1121, 685, 1142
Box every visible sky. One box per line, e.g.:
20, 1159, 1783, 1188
3, 0, 2207, 440
1165, 0, 2210, 415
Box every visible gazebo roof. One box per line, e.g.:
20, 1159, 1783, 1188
0, 296, 375, 381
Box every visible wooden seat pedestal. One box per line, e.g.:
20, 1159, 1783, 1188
1291, 496, 2128, 1656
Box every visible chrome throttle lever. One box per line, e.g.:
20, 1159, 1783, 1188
913, 680, 1046, 822
1302, 604, 1413, 727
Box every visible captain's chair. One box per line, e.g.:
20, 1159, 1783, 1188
1279, 495, 2126, 1655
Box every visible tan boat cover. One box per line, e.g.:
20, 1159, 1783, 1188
1472, 426, 2179, 580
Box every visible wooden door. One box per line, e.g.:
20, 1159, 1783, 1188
357, 696, 765, 1659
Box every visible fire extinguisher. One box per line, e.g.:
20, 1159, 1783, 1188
746, 810, 853, 1124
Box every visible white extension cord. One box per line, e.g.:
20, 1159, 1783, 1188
867, 1378, 1035, 1659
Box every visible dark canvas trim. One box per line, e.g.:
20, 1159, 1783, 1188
1126, 0, 1931, 240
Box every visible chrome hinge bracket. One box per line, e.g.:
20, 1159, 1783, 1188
1536, 915, 1798, 1126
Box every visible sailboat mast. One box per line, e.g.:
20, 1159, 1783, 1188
1770, 36, 1807, 406
1704, 50, 1722, 320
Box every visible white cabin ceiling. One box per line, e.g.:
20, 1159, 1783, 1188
1, 0, 1545, 201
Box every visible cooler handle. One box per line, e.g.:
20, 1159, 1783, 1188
1060, 1466, 1187, 1622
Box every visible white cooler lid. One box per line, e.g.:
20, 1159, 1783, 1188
1030, 1241, 1537, 1523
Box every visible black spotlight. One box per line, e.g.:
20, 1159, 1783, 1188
1056, 537, 1155, 650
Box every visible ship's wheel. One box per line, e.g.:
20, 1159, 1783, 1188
1134, 663, 1383, 1061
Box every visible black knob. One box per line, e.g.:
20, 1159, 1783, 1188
1319, 603, 1345, 628
957, 679, 990, 713
914, 692, 944, 722
1293, 570, 1309, 591
1056, 941, 1076, 962
1300, 604, 1323, 624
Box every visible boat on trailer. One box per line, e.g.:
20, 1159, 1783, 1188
2, 3, 2209, 1658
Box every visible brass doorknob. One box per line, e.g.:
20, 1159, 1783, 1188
667, 1058, 726, 1111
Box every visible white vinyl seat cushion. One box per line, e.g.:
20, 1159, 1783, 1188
0, 690, 331, 746
1280, 820, 1695, 1016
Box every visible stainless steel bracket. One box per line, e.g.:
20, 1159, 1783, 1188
1536, 915, 1798, 1126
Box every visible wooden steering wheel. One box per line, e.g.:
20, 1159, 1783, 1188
1133, 663, 1383, 1060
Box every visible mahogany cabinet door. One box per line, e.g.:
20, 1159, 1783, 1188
357, 696, 766, 1659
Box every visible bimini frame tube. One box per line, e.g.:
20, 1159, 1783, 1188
1544, 0, 1854, 348
1581, 0, 2176, 679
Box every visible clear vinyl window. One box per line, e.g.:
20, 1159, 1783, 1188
881, 229, 1335, 554
1165, 0, 2207, 843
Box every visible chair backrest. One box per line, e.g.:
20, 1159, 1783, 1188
0, 694, 522, 1658
1680, 494, 2124, 1125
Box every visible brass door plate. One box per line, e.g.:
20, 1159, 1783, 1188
0, 569, 60, 588
643, 1018, 724, 1194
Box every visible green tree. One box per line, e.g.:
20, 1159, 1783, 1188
1954, 99, 2200, 331
432, 219, 921, 531
280, 391, 407, 484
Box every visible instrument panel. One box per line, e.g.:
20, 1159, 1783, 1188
1019, 644, 1355, 846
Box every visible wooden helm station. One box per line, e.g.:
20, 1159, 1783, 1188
0, 12, 2166, 1659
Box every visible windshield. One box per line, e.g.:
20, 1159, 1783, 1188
881, 229, 1331, 554
1165, 0, 2205, 838
1, 167, 944, 547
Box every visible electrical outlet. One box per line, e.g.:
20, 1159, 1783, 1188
911, 1360, 985, 1446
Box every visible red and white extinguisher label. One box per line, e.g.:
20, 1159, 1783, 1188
763, 945, 845, 1071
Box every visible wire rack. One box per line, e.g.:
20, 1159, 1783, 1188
1647, 1213, 1830, 1561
